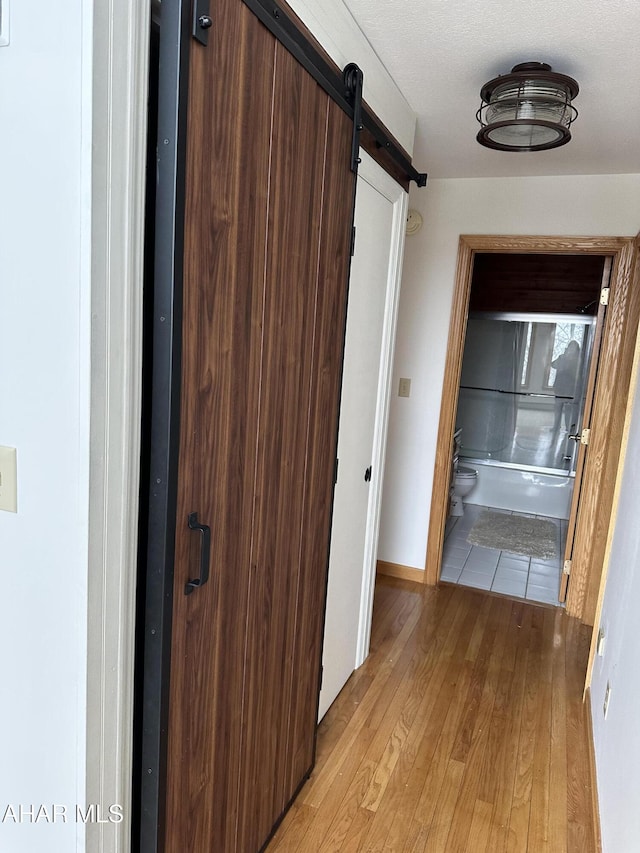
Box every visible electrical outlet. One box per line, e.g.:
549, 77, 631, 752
398, 377, 411, 398
603, 681, 611, 719
0, 446, 17, 512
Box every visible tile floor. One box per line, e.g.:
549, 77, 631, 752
440, 504, 567, 607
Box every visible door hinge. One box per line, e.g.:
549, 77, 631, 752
563, 559, 572, 576
600, 287, 610, 306
335, 457, 339, 484
350, 225, 356, 256
319, 665, 324, 691
581, 428, 591, 445
193, 0, 213, 45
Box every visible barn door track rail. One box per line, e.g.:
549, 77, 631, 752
234, 0, 427, 187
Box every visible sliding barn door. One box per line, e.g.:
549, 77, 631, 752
162, 1, 354, 851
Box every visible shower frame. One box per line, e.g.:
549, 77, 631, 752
457, 310, 597, 476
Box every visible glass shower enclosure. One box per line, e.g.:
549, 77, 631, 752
456, 312, 596, 475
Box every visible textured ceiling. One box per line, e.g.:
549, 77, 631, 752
343, 0, 640, 178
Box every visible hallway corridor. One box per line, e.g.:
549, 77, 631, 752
267, 577, 598, 852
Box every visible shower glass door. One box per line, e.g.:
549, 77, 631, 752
456, 313, 596, 474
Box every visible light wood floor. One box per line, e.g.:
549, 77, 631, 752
267, 577, 599, 852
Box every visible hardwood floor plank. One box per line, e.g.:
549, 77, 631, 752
268, 804, 318, 853
528, 676, 551, 852
302, 756, 377, 852
407, 660, 475, 834
266, 579, 599, 853
549, 612, 569, 853
370, 656, 468, 850
360, 590, 481, 813
505, 608, 543, 852
348, 592, 483, 850
467, 799, 494, 853
444, 603, 504, 851
423, 758, 466, 852
303, 589, 423, 808
339, 808, 375, 853
527, 609, 557, 852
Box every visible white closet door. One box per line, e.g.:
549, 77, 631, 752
319, 153, 408, 720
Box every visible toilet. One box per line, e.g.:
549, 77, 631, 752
450, 465, 478, 517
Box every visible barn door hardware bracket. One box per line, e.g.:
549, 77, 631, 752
193, 0, 213, 45
344, 63, 364, 174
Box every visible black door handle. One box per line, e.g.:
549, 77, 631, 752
185, 511, 211, 595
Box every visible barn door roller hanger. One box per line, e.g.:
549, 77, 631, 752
344, 62, 364, 174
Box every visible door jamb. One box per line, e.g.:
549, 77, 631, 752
86, 0, 150, 850
584, 235, 640, 691
424, 235, 636, 627
354, 152, 408, 667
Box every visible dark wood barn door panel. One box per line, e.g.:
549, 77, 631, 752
236, 60, 355, 853
163, 2, 355, 851
165, 3, 277, 850
283, 101, 354, 796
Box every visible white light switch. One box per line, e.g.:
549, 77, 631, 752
0, 446, 17, 512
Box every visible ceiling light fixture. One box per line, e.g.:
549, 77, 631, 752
476, 62, 579, 152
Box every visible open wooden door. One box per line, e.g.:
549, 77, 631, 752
559, 259, 611, 602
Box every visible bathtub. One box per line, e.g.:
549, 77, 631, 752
460, 457, 573, 519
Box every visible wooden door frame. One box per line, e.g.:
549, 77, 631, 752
424, 235, 640, 625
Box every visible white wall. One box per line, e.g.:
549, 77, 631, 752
378, 174, 640, 569
589, 354, 640, 853
0, 3, 92, 852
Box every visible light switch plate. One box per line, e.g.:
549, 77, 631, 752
0, 446, 17, 512
398, 378, 411, 398
0, 2, 10, 47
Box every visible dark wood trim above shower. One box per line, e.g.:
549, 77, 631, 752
470, 252, 606, 315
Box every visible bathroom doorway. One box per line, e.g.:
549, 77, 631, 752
444, 305, 602, 606
425, 235, 640, 625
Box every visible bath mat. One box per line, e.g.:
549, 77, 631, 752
467, 510, 557, 560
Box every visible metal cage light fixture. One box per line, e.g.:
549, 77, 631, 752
476, 62, 579, 152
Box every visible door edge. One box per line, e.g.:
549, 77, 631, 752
354, 153, 409, 668
136, 1, 192, 850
